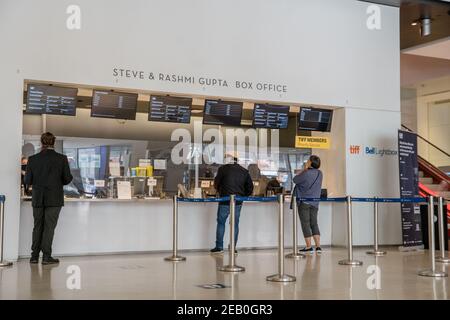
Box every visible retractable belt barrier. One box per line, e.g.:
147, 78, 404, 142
177, 196, 230, 203
289, 196, 440, 270
235, 196, 277, 202
295, 197, 426, 203
0, 195, 13, 267
176, 196, 278, 203
297, 197, 346, 202
166, 194, 447, 278
351, 197, 426, 203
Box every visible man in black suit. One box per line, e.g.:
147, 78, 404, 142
25, 132, 73, 265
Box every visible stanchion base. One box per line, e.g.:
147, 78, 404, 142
338, 259, 363, 266
285, 253, 306, 259
366, 250, 387, 256
218, 265, 245, 272
418, 269, 447, 277
164, 256, 186, 262
436, 257, 450, 263
266, 274, 296, 282
0, 261, 13, 267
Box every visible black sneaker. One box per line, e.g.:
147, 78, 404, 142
29, 257, 39, 264
316, 247, 322, 254
299, 247, 314, 254
210, 248, 224, 254
42, 257, 60, 265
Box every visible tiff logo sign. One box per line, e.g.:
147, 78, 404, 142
349, 145, 360, 155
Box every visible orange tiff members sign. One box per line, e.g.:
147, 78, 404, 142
295, 136, 330, 149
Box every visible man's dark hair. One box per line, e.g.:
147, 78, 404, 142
41, 132, 56, 148
309, 155, 321, 169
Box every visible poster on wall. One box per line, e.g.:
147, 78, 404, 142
398, 130, 423, 247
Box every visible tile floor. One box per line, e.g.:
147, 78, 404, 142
0, 247, 449, 299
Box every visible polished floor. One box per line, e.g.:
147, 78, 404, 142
0, 247, 449, 299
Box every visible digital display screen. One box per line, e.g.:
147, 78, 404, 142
252, 104, 290, 129
91, 90, 138, 120
26, 84, 77, 116
149, 95, 192, 123
203, 99, 243, 126
298, 107, 333, 132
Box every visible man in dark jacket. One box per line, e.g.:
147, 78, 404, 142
210, 152, 253, 254
25, 132, 73, 264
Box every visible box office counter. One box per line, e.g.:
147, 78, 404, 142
18, 196, 333, 257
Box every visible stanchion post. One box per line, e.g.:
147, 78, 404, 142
418, 196, 447, 277
435, 197, 450, 264
0, 196, 13, 267
164, 195, 186, 262
286, 196, 305, 259
219, 195, 245, 272
338, 196, 362, 266
367, 197, 386, 256
267, 194, 296, 282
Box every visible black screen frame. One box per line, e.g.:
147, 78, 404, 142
252, 103, 290, 129
202, 99, 243, 127
297, 107, 333, 132
90, 89, 138, 121
25, 83, 78, 116
148, 95, 192, 124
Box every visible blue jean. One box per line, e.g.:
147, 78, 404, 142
215, 203, 242, 249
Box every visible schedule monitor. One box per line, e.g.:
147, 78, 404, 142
203, 99, 243, 126
298, 107, 333, 132
91, 90, 138, 120
149, 95, 192, 123
26, 84, 77, 116
252, 104, 290, 129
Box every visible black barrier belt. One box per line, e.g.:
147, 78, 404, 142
0, 195, 4, 203
177, 197, 230, 203
235, 196, 278, 202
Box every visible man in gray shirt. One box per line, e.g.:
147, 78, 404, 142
293, 155, 323, 254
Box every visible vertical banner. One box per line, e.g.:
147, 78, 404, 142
398, 130, 422, 247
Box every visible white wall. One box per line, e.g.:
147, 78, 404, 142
415, 76, 450, 162
0, 0, 400, 259
315, 107, 402, 246
343, 108, 401, 245
428, 101, 450, 167
19, 201, 333, 256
